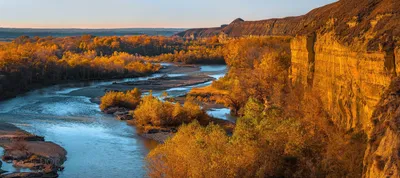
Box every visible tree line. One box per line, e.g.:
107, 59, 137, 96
0, 35, 225, 100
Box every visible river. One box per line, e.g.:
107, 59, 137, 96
0, 64, 230, 178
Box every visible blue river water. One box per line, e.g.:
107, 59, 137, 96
0, 64, 230, 178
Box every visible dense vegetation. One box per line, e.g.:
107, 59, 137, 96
0, 35, 224, 100
146, 36, 368, 178
149, 36, 225, 64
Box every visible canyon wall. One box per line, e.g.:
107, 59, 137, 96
291, 33, 393, 132
363, 77, 400, 178
290, 33, 399, 178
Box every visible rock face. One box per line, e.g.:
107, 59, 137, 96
290, 33, 398, 177
363, 78, 400, 178
3, 141, 67, 171
290, 33, 393, 132
177, 0, 400, 177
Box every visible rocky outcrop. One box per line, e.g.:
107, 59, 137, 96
363, 77, 400, 178
290, 33, 394, 132
290, 32, 399, 178
2, 172, 58, 178
0, 123, 67, 177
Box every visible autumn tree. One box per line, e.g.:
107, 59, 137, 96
100, 89, 142, 111
134, 95, 207, 130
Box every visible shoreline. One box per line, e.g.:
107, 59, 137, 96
0, 72, 158, 102
0, 123, 67, 177
95, 64, 235, 143
0, 63, 233, 176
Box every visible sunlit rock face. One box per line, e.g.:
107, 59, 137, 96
290, 35, 311, 87
363, 77, 400, 178
290, 33, 399, 178
291, 33, 393, 132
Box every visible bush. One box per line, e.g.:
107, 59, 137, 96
99, 88, 142, 111
134, 95, 206, 129
147, 121, 230, 178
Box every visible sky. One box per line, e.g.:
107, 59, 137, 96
0, 0, 337, 29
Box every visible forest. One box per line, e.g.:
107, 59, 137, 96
0, 35, 224, 100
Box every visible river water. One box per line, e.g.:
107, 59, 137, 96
0, 64, 229, 178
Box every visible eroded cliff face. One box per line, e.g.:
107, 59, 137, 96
290, 33, 399, 178
363, 77, 400, 178
291, 33, 394, 132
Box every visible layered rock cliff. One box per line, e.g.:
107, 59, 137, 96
178, 0, 399, 177
290, 32, 398, 178
290, 33, 393, 132
362, 77, 400, 178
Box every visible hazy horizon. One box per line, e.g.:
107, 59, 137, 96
0, 27, 187, 30
0, 0, 337, 29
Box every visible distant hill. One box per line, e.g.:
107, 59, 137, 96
0, 28, 186, 41
176, 0, 399, 50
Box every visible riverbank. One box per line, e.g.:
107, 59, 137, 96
0, 123, 67, 177
0, 71, 159, 102
96, 64, 236, 143
0, 63, 233, 177
71, 64, 206, 102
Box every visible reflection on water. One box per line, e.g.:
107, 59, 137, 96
0, 64, 230, 178
200, 65, 227, 72
207, 108, 236, 123
209, 74, 225, 80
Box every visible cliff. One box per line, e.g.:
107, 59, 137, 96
290, 32, 400, 178
290, 21, 398, 178
177, 0, 399, 50
290, 33, 394, 132
178, 0, 399, 177
362, 77, 400, 178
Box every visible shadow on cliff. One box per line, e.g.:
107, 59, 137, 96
364, 77, 400, 178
